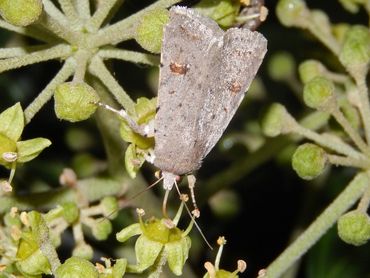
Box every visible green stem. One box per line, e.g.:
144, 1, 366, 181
0, 20, 57, 43
331, 107, 370, 155
327, 154, 370, 169
0, 177, 126, 214
87, 0, 117, 31
43, 0, 69, 24
24, 58, 75, 123
354, 72, 370, 145
39, 12, 79, 44
357, 183, 370, 213
0, 44, 72, 73
72, 50, 90, 82
306, 18, 340, 55
294, 124, 367, 161
58, 0, 79, 21
98, 48, 159, 66
0, 45, 54, 59
74, 0, 91, 19
264, 172, 369, 278
90, 0, 182, 47
88, 56, 136, 115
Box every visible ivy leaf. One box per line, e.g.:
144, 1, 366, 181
0, 102, 24, 141
16, 138, 52, 163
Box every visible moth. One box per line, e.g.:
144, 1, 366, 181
154, 6, 267, 196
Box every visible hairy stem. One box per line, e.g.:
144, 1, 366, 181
0, 44, 72, 73
87, 0, 117, 31
24, 58, 75, 123
58, 0, 79, 21
331, 107, 370, 155
88, 56, 136, 115
0, 20, 57, 43
74, 0, 91, 19
98, 48, 159, 66
353, 72, 370, 144
90, 0, 182, 47
264, 172, 369, 278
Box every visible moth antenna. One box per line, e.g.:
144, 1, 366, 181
173, 179, 213, 250
101, 176, 164, 221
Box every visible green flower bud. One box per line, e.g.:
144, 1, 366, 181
339, 0, 362, 13
299, 60, 325, 84
303, 77, 335, 110
261, 103, 291, 137
194, 0, 240, 28
0, 0, 42, 26
0, 133, 17, 166
337, 210, 370, 246
54, 82, 100, 122
292, 143, 327, 180
276, 0, 307, 27
339, 25, 370, 73
92, 218, 112, 240
56, 257, 99, 278
209, 190, 240, 219
135, 9, 169, 54
101, 196, 119, 219
72, 242, 94, 260
339, 99, 360, 130
62, 202, 79, 224
268, 52, 296, 81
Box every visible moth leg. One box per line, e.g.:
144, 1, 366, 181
187, 175, 200, 218
95, 102, 153, 137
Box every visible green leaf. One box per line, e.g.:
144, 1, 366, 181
0, 103, 24, 141
124, 144, 146, 178
16, 138, 52, 163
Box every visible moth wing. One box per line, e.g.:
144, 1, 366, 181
195, 28, 267, 159
154, 6, 224, 175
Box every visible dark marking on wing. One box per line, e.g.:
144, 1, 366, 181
170, 62, 189, 75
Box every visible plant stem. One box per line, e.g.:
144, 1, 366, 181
294, 124, 367, 161
331, 107, 370, 155
98, 48, 159, 66
72, 50, 90, 82
263, 172, 369, 278
327, 154, 370, 169
42, 0, 69, 25
0, 44, 72, 73
87, 0, 117, 31
74, 0, 91, 19
88, 56, 136, 115
24, 58, 75, 123
58, 0, 79, 21
90, 0, 182, 47
0, 45, 53, 59
353, 72, 370, 145
0, 20, 56, 43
